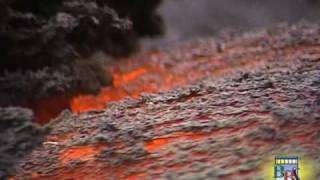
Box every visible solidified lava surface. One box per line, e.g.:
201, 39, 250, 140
0, 107, 47, 179
15, 23, 320, 179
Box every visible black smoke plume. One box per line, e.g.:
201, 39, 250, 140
0, 0, 164, 105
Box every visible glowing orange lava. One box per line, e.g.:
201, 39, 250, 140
21, 95, 71, 125
70, 54, 209, 113
25, 42, 268, 124
59, 144, 105, 166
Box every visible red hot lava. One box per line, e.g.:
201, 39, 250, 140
26, 45, 223, 124
25, 36, 287, 124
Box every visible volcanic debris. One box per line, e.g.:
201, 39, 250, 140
0, 107, 47, 179
14, 23, 320, 179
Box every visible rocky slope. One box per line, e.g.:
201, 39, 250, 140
14, 23, 320, 179
0, 107, 47, 179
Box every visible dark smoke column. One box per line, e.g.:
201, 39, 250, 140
102, 0, 165, 37
0, 0, 164, 104
0, 0, 164, 71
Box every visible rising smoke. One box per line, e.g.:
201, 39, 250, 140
0, 0, 164, 105
2, 0, 320, 104
144, 0, 320, 48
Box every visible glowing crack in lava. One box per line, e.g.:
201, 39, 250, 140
70, 55, 209, 113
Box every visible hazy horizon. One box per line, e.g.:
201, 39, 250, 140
143, 0, 320, 49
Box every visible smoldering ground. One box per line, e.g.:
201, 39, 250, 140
0, 1, 164, 178
1, 1, 320, 179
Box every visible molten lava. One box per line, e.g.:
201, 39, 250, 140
26, 41, 275, 125
70, 66, 150, 113
28, 47, 226, 124
70, 56, 207, 113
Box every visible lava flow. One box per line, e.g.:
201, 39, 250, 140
70, 52, 211, 113
14, 24, 320, 180
27, 36, 277, 125
25, 41, 234, 124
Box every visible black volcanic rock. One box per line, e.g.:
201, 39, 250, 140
0, 107, 47, 179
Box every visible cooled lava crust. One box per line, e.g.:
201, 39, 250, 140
0, 107, 47, 179
15, 23, 320, 179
